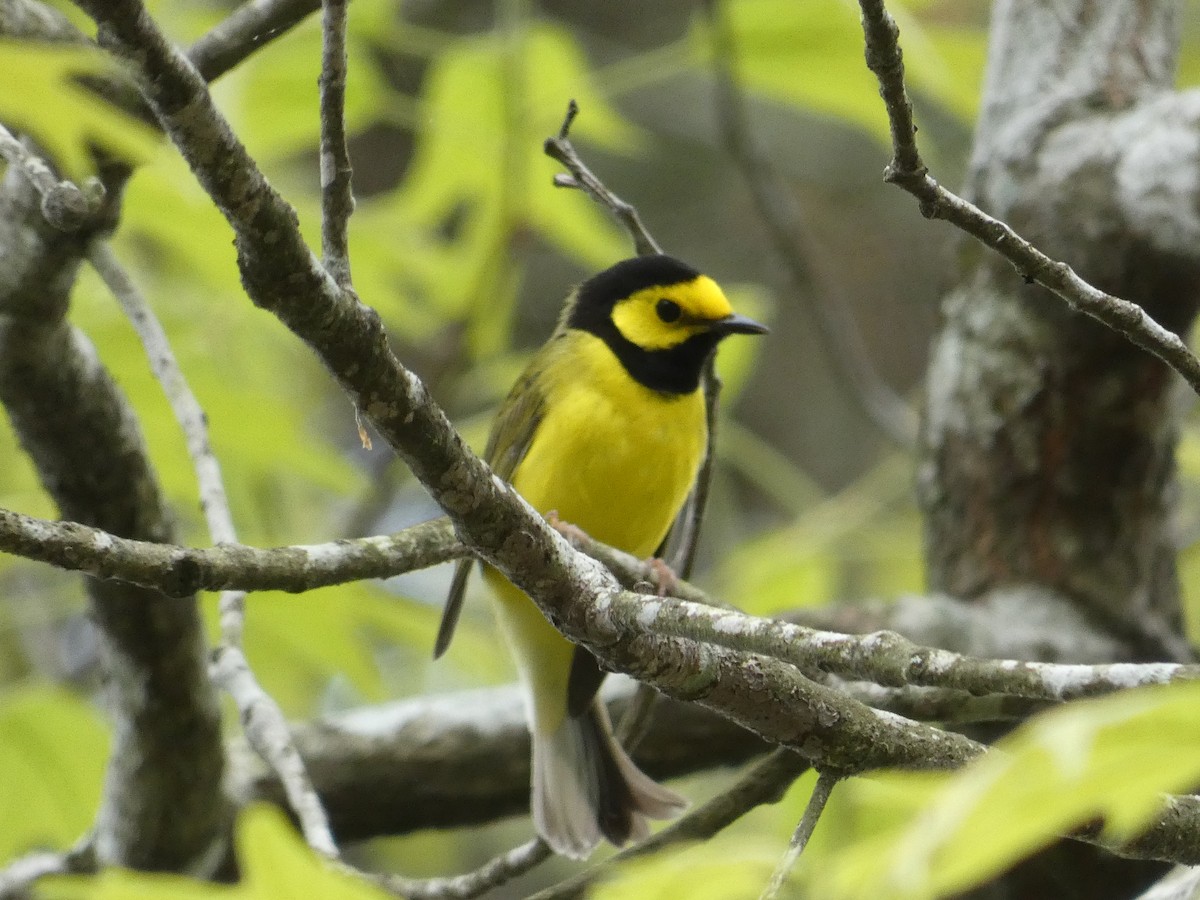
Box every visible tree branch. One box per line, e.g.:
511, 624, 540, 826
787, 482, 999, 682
318, 0, 353, 288
0, 124, 104, 231
212, 638, 338, 857
543, 100, 661, 256
760, 770, 840, 899
0, 506, 461, 594
0, 144, 225, 870
227, 684, 770, 843
0, 838, 95, 900
855, 0, 1200, 398
190, 0, 322, 82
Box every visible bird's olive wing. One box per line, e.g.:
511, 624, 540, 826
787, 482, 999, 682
433, 362, 548, 658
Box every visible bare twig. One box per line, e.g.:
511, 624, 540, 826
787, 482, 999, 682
318, 0, 354, 288
88, 243, 236, 542
0, 123, 104, 231
759, 770, 840, 899
0, 506, 460, 594
705, 0, 916, 447
855, 0, 1200, 398
380, 838, 552, 900
669, 357, 722, 580
89, 240, 338, 857
613, 591, 1198, 704
190, 0, 322, 82
0, 837, 95, 900
211, 639, 338, 858
528, 749, 811, 900
823, 677, 1053, 724
543, 100, 661, 256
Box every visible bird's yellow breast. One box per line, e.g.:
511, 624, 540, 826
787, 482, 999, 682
511, 331, 707, 558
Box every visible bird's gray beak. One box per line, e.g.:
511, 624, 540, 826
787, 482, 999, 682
714, 312, 769, 335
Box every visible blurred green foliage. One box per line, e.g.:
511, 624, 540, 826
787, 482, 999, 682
44, 805, 390, 899
5, 0, 1200, 897
808, 682, 1200, 899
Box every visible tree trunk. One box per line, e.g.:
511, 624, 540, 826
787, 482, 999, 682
919, 1, 1200, 896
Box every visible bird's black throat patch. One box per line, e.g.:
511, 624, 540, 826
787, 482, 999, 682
568, 256, 718, 395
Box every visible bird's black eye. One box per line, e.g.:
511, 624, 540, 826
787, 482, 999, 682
656, 298, 682, 323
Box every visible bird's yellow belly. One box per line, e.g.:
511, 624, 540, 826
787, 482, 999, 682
511, 362, 706, 558
485, 334, 707, 732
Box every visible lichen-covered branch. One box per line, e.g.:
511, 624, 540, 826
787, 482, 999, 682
857, 0, 1200, 397
318, 0, 354, 288
0, 506, 461, 594
226, 685, 769, 843
0, 141, 225, 871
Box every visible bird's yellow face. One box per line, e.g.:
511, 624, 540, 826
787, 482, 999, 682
609, 275, 734, 351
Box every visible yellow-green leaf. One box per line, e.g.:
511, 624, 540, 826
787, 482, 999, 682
815, 682, 1200, 900
0, 40, 158, 179
0, 686, 109, 859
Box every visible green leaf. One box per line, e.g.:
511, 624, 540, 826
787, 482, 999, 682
690, 0, 986, 144
363, 22, 636, 351
814, 682, 1200, 900
0, 40, 158, 179
0, 687, 109, 859
595, 839, 778, 900
238, 806, 389, 899
43, 805, 388, 899
216, 14, 390, 164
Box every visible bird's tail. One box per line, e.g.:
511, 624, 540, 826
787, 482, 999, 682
532, 698, 687, 859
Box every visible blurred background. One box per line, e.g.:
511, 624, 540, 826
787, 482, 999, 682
7, 0, 1200, 895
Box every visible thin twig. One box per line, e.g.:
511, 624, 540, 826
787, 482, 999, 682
190, 0, 322, 82
0, 505, 461, 594
0, 123, 104, 231
759, 770, 840, 899
528, 749, 812, 900
88, 244, 340, 858
88, 243, 236, 542
0, 836, 95, 900
855, 0, 1200, 398
543, 100, 661, 256
669, 357, 722, 579
318, 0, 354, 288
378, 838, 552, 900
705, 0, 916, 447
211, 639, 338, 858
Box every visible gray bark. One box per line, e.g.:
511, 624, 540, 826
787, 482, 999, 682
920, 0, 1200, 660
0, 156, 227, 868
918, 1, 1200, 896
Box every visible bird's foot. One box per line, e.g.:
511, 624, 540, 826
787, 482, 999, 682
546, 509, 591, 546
647, 557, 679, 597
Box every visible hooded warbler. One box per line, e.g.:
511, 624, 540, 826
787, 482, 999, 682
435, 254, 767, 858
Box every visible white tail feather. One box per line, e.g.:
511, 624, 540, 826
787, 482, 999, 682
531, 699, 687, 859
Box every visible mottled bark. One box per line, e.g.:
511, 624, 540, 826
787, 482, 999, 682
919, 0, 1200, 661
0, 160, 226, 868
918, 1, 1200, 896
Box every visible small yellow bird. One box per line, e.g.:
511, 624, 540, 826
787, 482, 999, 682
435, 254, 767, 858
